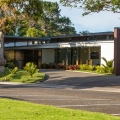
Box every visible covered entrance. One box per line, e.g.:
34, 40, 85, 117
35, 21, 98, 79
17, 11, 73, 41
54, 46, 101, 66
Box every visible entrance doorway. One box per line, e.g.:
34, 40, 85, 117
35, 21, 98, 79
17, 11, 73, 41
23, 49, 41, 67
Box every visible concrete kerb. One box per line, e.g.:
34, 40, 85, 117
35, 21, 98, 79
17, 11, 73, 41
65, 70, 111, 76
36, 73, 48, 83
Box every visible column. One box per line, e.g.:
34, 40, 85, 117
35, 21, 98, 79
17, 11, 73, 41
114, 27, 120, 76
65, 48, 68, 69
76, 47, 78, 65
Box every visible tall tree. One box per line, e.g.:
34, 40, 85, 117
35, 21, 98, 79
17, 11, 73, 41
0, 0, 76, 36
60, 0, 120, 16
22, 1, 76, 37
38, 1, 76, 36
0, 0, 43, 34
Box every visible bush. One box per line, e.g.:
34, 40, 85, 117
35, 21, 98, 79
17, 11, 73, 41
67, 65, 72, 70
58, 63, 64, 69
6, 61, 15, 68
88, 65, 96, 71
66, 65, 79, 70
73, 65, 79, 70
40, 63, 50, 69
108, 67, 114, 74
24, 62, 37, 77
9, 67, 18, 74
80, 64, 88, 70
95, 66, 105, 73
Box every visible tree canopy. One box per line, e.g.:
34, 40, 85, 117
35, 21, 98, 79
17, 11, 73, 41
0, 0, 43, 34
0, 0, 76, 36
60, 0, 120, 15
34, 1, 76, 36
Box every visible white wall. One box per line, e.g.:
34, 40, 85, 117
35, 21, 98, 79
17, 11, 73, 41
42, 49, 54, 63
101, 43, 114, 65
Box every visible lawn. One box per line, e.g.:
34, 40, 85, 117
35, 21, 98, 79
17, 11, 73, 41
0, 98, 119, 120
74, 70, 113, 76
0, 68, 45, 83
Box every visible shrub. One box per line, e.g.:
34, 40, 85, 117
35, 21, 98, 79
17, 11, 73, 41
73, 65, 79, 70
6, 61, 15, 68
102, 57, 114, 74
58, 63, 64, 69
108, 67, 114, 74
51, 63, 56, 69
88, 65, 96, 71
41, 63, 50, 69
67, 65, 72, 70
66, 65, 79, 70
24, 62, 37, 77
9, 67, 18, 74
80, 64, 88, 70
95, 66, 105, 73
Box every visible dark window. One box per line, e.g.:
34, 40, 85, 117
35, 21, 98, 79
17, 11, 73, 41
91, 52, 99, 59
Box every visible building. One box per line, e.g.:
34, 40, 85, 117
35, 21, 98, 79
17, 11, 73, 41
4, 32, 114, 69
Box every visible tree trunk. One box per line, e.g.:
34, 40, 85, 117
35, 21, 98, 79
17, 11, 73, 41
0, 32, 6, 74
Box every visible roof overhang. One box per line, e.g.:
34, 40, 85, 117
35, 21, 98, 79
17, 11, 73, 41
4, 36, 51, 42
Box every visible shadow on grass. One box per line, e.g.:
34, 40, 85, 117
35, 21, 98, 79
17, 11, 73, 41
0, 96, 32, 103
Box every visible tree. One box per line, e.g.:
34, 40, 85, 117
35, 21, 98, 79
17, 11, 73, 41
22, 1, 76, 37
57, 16, 76, 35
60, 0, 120, 16
25, 28, 46, 37
38, 1, 76, 36
0, 1, 76, 36
0, 0, 43, 34
79, 30, 90, 34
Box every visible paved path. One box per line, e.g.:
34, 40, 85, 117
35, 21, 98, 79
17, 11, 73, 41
0, 69, 120, 116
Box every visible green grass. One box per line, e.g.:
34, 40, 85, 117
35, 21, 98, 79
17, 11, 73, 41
0, 68, 45, 83
0, 98, 119, 120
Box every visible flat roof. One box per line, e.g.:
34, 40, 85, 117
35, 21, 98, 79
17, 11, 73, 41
4, 32, 114, 42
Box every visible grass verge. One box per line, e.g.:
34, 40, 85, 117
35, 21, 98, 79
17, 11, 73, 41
0, 68, 45, 83
0, 98, 119, 120
74, 70, 113, 76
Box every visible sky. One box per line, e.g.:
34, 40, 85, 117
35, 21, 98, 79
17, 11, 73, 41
45, 0, 120, 33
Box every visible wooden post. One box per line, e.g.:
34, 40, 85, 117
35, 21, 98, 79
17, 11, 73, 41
114, 28, 120, 76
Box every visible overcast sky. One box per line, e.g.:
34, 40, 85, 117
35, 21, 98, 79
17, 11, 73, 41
45, 0, 120, 33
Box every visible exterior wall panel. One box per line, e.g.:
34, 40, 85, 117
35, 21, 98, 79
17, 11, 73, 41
42, 49, 54, 63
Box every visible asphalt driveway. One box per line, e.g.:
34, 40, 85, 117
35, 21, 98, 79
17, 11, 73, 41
42, 69, 120, 89
0, 69, 120, 116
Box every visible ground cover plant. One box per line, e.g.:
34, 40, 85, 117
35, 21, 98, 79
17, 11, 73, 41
0, 98, 119, 120
0, 67, 45, 83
